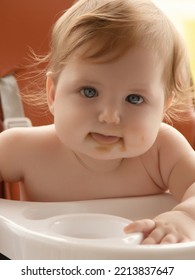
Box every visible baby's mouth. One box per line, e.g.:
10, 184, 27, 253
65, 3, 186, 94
90, 132, 121, 145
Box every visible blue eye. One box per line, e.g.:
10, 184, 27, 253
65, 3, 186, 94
126, 94, 144, 105
80, 87, 98, 98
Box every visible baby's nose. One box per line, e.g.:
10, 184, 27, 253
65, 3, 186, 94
98, 107, 121, 125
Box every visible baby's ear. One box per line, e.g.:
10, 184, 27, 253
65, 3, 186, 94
46, 72, 56, 115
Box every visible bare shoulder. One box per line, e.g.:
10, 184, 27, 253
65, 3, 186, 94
157, 122, 194, 154
0, 124, 57, 147
0, 125, 59, 182
156, 123, 194, 168
155, 123, 195, 195
0, 124, 64, 163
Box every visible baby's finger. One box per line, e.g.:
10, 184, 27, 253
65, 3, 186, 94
142, 226, 166, 244
160, 233, 190, 244
124, 219, 156, 234
160, 233, 179, 244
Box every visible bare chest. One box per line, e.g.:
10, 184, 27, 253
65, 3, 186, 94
22, 155, 166, 202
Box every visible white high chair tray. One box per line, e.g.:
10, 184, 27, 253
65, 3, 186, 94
0, 194, 195, 259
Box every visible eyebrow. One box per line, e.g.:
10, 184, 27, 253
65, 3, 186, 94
128, 82, 154, 91
70, 76, 103, 87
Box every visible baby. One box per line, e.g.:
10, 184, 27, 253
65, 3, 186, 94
0, 0, 195, 245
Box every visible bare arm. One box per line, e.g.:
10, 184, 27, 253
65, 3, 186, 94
125, 124, 195, 244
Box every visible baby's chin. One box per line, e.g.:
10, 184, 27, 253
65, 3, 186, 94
81, 148, 141, 161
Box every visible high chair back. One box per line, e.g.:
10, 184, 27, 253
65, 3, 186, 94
0, 0, 195, 200
0, 0, 74, 199
0, 0, 74, 124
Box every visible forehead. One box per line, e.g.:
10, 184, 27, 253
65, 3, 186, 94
61, 45, 164, 86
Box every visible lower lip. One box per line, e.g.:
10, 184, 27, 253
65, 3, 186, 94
90, 133, 120, 144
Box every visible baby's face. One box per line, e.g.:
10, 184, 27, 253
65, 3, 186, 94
47, 46, 167, 160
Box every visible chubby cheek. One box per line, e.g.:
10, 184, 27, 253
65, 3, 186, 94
123, 121, 160, 156
53, 105, 89, 146
123, 136, 149, 157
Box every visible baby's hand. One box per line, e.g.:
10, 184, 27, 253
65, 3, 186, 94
124, 211, 195, 244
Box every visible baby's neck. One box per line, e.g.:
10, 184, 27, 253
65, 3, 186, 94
73, 152, 124, 173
